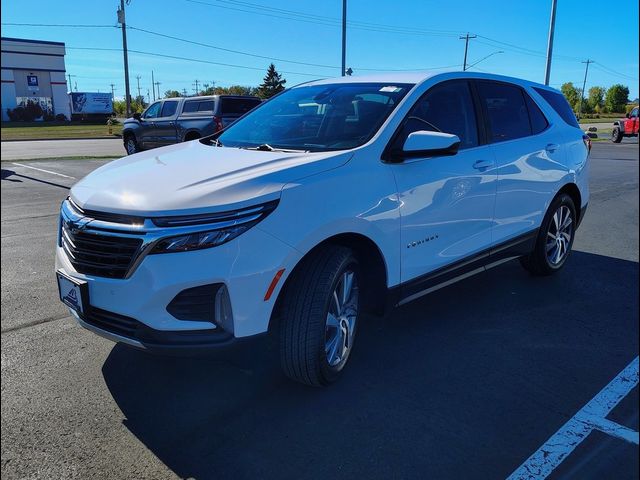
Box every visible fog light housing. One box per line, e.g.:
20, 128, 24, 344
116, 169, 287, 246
214, 285, 234, 333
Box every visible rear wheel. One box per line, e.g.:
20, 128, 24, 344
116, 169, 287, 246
520, 193, 576, 276
611, 127, 623, 143
278, 246, 360, 386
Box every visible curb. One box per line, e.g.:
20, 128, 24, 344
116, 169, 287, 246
1, 136, 122, 142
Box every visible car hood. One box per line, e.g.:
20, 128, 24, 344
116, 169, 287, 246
70, 140, 351, 216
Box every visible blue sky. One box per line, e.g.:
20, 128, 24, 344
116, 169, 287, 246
1, 0, 638, 100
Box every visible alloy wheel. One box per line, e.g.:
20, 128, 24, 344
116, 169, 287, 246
546, 205, 573, 265
325, 270, 359, 368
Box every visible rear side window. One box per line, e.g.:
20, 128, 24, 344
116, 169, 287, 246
477, 82, 531, 142
220, 97, 261, 115
160, 100, 179, 118
533, 87, 580, 128
524, 93, 549, 134
182, 100, 214, 114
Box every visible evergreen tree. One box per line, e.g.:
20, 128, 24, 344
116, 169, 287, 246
258, 63, 286, 99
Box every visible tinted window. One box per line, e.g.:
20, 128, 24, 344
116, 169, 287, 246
182, 100, 214, 114
392, 81, 478, 151
524, 93, 549, 134
143, 102, 161, 119
160, 100, 179, 117
632, 108, 638, 118
533, 87, 580, 128
478, 82, 531, 142
220, 97, 262, 115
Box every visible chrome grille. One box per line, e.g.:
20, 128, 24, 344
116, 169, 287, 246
61, 221, 142, 279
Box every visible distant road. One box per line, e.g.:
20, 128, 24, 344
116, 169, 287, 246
1, 138, 123, 160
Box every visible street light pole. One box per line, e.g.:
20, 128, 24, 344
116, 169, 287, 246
459, 33, 477, 71
341, 0, 347, 76
544, 0, 558, 85
117, 0, 132, 117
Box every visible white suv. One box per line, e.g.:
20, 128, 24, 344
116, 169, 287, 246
56, 72, 590, 386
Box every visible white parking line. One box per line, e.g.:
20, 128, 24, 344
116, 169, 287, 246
507, 356, 639, 480
11, 162, 76, 179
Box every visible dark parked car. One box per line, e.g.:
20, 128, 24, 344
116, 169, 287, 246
122, 95, 262, 154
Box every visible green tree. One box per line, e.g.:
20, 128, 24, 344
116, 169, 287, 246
605, 84, 630, 113
257, 63, 286, 99
164, 90, 182, 98
561, 82, 580, 111
587, 86, 605, 112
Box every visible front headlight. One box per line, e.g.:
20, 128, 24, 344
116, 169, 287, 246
150, 200, 278, 254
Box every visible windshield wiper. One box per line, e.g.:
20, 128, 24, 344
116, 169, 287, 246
242, 144, 308, 153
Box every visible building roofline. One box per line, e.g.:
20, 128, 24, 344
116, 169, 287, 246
1, 37, 65, 46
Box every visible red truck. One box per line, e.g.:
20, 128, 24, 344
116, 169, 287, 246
611, 106, 639, 142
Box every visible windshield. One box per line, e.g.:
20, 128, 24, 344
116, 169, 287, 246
216, 82, 413, 152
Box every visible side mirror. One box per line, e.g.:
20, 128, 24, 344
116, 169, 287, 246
399, 131, 460, 160
625, 112, 630, 118
133, 112, 142, 121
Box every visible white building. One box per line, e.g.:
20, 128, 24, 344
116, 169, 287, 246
1, 37, 71, 121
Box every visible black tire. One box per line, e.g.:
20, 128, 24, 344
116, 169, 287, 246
520, 193, 576, 276
278, 246, 360, 386
124, 134, 140, 154
611, 127, 623, 143
184, 132, 201, 142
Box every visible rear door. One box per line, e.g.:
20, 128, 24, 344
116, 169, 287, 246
153, 99, 180, 146
476, 80, 566, 255
218, 97, 261, 128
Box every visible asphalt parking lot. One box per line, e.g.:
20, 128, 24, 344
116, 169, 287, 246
1, 141, 638, 479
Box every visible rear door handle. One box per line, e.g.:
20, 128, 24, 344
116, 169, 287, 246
545, 143, 559, 153
472, 160, 492, 170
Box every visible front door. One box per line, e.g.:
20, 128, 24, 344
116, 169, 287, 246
389, 80, 497, 285
139, 101, 162, 149
154, 99, 179, 146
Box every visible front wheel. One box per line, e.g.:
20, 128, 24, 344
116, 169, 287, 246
278, 246, 360, 386
124, 134, 140, 155
611, 127, 623, 143
520, 193, 576, 276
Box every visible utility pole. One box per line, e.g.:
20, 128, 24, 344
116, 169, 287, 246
117, 0, 132, 117
459, 33, 477, 71
182, 88, 188, 97
74, 81, 78, 92
544, 0, 558, 85
155, 81, 161, 100
110, 83, 116, 102
151, 71, 155, 101
146, 88, 150, 103
341, 0, 347, 76
66, 74, 76, 92
135, 75, 142, 101
577, 59, 594, 120
193, 79, 200, 95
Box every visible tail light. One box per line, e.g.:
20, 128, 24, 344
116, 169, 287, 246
582, 134, 591, 153
213, 115, 224, 132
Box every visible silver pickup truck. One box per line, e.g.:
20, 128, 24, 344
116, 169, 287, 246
122, 95, 262, 154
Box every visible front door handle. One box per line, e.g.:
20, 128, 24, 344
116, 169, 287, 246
472, 160, 492, 170
545, 143, 559, 153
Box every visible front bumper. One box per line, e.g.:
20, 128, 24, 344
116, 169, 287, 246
56, 224, 302, 345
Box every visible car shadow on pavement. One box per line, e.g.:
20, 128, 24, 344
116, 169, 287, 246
102, 251, 639, 480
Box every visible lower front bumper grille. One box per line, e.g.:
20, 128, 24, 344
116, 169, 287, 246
80, 307, 234, 348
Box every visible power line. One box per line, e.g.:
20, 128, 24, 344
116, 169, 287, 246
1, 22, 115, 28
184, 0, 462, 37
